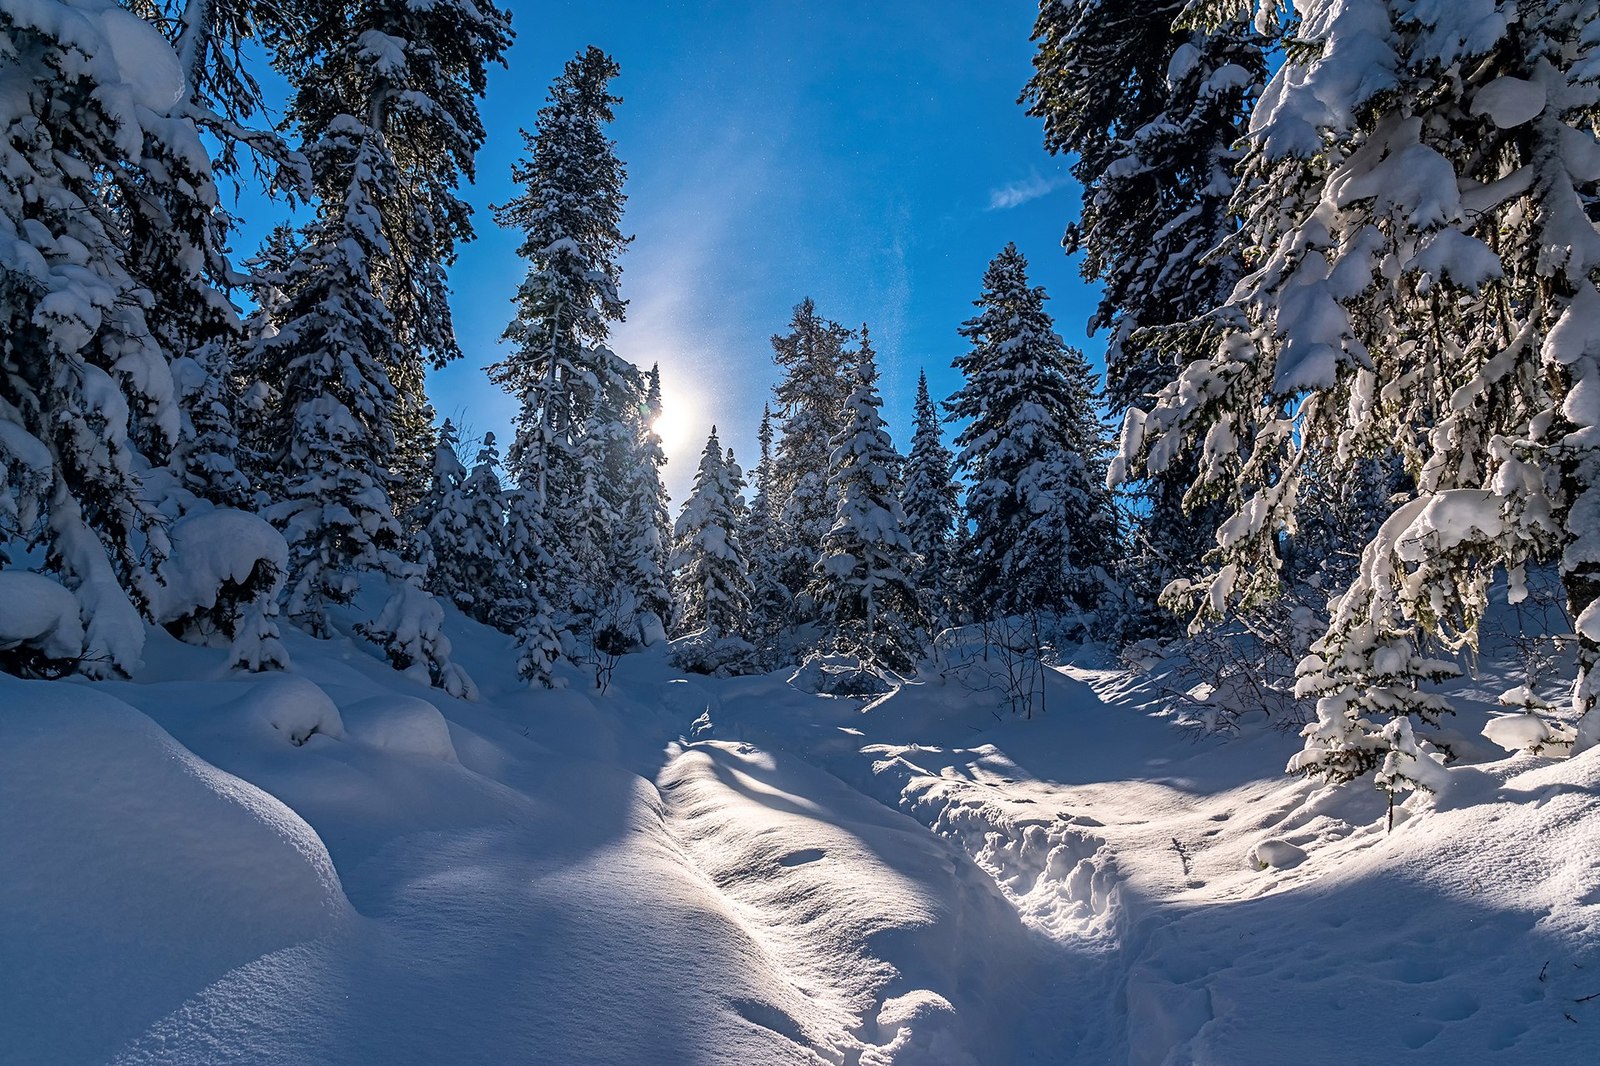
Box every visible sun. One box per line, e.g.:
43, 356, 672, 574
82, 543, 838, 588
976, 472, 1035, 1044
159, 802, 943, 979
651, 397, 694, 455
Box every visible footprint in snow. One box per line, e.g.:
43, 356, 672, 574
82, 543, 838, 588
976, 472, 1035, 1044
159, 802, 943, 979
777, 848, 825, 867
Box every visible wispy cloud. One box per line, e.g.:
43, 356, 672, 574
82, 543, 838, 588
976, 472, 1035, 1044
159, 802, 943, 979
986, 170, 1070, 211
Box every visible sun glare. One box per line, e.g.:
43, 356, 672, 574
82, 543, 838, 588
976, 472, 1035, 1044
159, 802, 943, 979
651, 392, 696, 455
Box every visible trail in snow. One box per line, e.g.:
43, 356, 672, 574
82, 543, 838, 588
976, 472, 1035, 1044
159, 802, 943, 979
687, 658, 1600, 1065
654, 728, 1066, 1063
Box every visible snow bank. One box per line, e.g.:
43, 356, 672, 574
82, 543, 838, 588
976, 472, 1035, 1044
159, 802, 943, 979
0, 570, 84, 666
8, 597, 1598, 1066
0, 676, 351, 1064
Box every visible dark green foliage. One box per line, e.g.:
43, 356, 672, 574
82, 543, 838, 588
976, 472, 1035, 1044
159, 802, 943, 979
948, 244, 1119, 619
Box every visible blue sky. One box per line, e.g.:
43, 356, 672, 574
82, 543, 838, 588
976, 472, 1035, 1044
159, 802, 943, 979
407, 1, 1097, 501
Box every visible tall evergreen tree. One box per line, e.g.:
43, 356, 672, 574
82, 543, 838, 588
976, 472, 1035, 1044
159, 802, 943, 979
233, 0, 499, 692
564, 370, 627, 624
490, 47, 633, 623
949, 243, 1119, 619
644, 367, 675, 561
273, 0, 511, 517
901, 369, 960, 624
1023, 0, 1263, 414
813, 333, 924, 672
250, 114, 405, 637
769, 299, 854, 606
1115, 0, 1600, 779
725, 446, 748, 528
671, 428, 752, 636
620, 365, 673, 642
1, 2, 228, 675
744, 405, 793, 644
457, 432, 523, 631
505, 485, 563, 689
416, 420, 522, 626
1023, 0, 1265, 633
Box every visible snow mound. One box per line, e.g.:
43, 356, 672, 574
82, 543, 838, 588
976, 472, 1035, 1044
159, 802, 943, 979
218, 673, 345, 746
864, 990, 980, 1066
788, 652, 895, 695
155, 508, 287, 629
340, 694, 457, 761
157, 509, 288, 611
1247, 836, 1308, 870
1482, 712, 1575, 755
0, 676, 351, 1064
669, 626, 760, 676
0, 570, 84, 666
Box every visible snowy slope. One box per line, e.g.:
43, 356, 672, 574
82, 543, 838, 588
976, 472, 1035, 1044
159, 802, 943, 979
3, 602, 1598, 1065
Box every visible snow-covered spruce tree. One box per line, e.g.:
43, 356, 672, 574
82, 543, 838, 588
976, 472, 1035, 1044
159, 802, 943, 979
229, 594, 291, 672
671, 428, 752, 636
564, 348, 647, 639
813, 331, 924, 673
133, 0, 315, 352
154, 507, 291, 671
743, 406, 793, 651
276, 0, 511, 519
513, 595, 564, 689
770, 299, 855, 609
82, 6, 245, 390
503, 485, 563, 689
725, 445, 748, 529
949, 243, 1119, 621
1024, 0, 1262, 411
642, 367, 675, 562
412, 419, 467, 597
454, 432, 524, 631
233, 224, 297, 504
618, 365, 672, 644
490, 46, 632, 627
901, 369, 960, 625
1114, 0, 1600, 783
1023, 0, 1265, 636
249, 116, 405, 639
242, 0, 491, 694
1291, 500, 1457, 815
169, 343, 253, 511
363, 423, 479, 698
0, 1, 234, 676
364, 579, 478, 698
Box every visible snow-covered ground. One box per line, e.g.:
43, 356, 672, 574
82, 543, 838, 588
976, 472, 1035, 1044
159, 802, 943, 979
4, 599, 1597, 1064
